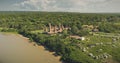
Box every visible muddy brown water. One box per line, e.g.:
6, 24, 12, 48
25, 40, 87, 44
0, 33, 62, 63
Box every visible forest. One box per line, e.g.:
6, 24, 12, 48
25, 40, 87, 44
0, 11, 120, 63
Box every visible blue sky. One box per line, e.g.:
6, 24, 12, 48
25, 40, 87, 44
0, 0, 120, 12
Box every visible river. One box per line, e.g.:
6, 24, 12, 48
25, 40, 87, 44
0, 33, 62, 63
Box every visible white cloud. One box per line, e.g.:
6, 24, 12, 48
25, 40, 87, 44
14, 0, 56, 11
13, 0, 113, 12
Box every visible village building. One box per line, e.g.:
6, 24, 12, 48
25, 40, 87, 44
44, 23, 70, 34
82, 25, 99, 32
44, 23, 86, 41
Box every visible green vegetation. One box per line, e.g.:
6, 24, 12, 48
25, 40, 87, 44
0, 11, 120, 63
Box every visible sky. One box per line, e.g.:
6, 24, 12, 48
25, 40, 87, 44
0, 0, 120, 13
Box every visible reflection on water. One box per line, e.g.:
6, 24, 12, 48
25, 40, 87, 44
0, 33, 61, 63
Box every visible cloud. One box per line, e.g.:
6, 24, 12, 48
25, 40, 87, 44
13, 0, 111, 12
14, 0, 57, 11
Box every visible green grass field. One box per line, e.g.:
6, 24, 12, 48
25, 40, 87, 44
74, 32, 120, 63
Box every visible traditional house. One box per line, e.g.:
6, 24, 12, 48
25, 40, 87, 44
82, 25, 99, 32
44, 23, 70, 34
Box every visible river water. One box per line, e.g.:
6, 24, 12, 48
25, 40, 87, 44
0, 33, 61, 63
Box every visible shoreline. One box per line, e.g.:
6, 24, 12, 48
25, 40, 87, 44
18, 34, 62, 60
0, 32, 62, 63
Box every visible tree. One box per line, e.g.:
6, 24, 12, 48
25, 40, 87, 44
71, 25, 79, 35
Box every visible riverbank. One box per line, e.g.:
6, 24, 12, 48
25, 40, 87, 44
18, 33, 61, 59
0, 32, 62, 63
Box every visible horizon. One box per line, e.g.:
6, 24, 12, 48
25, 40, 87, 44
0, 11, 120, 14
